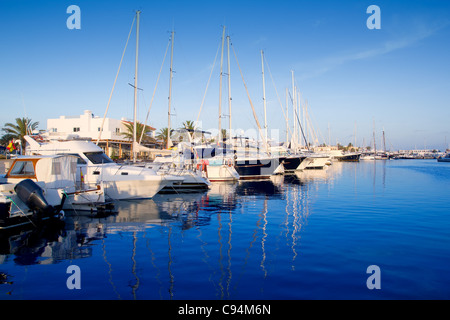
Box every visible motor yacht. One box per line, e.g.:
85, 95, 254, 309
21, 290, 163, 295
0, 154, 110, 229
24, 136, 182, 200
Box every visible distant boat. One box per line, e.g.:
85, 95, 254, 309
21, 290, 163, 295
360, 154, 375, 160
375, 153, 389, 160
437, 152, 450, 162
333, 152, 361, 162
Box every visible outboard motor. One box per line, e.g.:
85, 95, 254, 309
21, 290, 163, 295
14, 179, 55, 221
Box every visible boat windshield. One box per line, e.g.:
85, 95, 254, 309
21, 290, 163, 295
9, 161, 35, 176
84, 152, 114, 164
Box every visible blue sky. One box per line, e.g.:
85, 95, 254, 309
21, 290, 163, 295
1, 0, 449, 150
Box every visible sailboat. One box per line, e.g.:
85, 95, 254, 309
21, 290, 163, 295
437, 151, 450, 162
287, 71, 330, 170
147, 31, 212, 190
218, 30, 279, 179
260, 51, 307, 174
374, 129, 389, 160
361, 121, 379, 160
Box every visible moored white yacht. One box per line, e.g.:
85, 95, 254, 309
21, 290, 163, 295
298, 154, 331, 170
168, 131, 240, 182
0, 154, 110, 229
201, 157, 240, 182
294, 149, 331, 170
147, 145, 212, 191
360, 153, 376, 160
24, 136, 182, 200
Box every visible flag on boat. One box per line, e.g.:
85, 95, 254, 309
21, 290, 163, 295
6, 140, 16, 152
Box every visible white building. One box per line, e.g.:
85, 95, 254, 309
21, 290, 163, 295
44, 110, 157, 159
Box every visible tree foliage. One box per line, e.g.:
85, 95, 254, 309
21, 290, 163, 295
2, 117, 39, 147
156, 127, 174, 147
120, 121, 155, 143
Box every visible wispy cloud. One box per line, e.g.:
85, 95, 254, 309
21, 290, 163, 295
251, 36, 268, 47
296, 21, 450, 81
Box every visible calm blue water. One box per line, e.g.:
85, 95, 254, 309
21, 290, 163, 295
1, 159, 450, 300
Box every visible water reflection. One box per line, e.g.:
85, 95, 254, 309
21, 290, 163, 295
1, 165, 345, 299
0, 223, 67, 265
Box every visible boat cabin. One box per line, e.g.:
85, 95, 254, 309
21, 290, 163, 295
1, 155, 78, 192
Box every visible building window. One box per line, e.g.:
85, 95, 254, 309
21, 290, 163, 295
115, 128, 120, 134
52, 128, 57, 132
73, 127, 80, 132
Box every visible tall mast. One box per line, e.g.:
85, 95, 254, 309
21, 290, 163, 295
227, 34, 232, 143
328, 123, 331, 146
285, 87, 289, 146
261, 50, 268, 142
167, 30, 174, 149
298, 90, 303, 147
218, 26, 225, 145
373, 119, 377, 154
132, 10, 140, 163
291, 71, 296, 150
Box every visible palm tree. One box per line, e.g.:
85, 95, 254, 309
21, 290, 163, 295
2, 117, 39, 148
120, 121, 155, 144
0, 133, 15, 147
156, 127, 174, 148
181, 120, 197, 138
175, 120, 199, 142
221, 129, 227, 142
182, 120, 196, 131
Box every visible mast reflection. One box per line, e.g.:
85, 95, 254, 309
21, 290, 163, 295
1, 166, 340, 299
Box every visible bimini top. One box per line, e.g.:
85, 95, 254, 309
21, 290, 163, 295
3, 154, 78, 190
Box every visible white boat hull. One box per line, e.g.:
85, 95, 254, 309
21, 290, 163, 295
206, 164, 240, 182
298, 156, 330, 170
145, 162, 211, 191
97, 177, 176, 200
